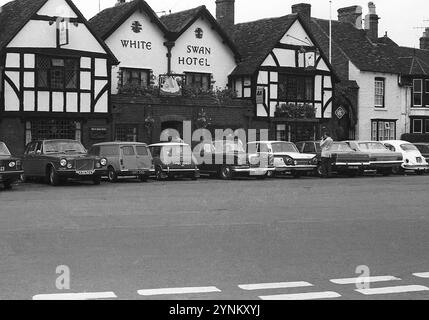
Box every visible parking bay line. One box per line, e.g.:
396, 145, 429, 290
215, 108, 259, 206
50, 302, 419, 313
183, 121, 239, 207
137, 286, 221, 296
413, 272, 429, 279
239, 281, 313, 291
356, 285, 429, 296
330, 275, 401, 285
259, 291, 341, 301
32, 292, 117, 300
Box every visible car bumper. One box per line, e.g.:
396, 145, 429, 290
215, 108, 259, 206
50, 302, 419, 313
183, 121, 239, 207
369, 161, 404, 169
232, 167, 275, 176
56, 169, 106, 179
402, 164, 429, 172
334, 162, 371, 169
275, 165, 317, 172
162, 168, 200, 177
0, 170, 23, 182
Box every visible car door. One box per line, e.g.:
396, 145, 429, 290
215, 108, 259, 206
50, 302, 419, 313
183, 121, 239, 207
22, 142, 37, 176
33, 141, 46, 177
120, 145, 138, 171
135, 145, 152, 170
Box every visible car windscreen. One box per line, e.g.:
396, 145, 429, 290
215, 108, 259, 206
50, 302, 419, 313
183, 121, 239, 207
161, 145, 195, 164
44, 141, 86, 154
136, 146, 149, 156
271, 142, 299, 153
358, 142, 388, 151
330, 143, 354, 152
0, 142, 11, 156
401, 144, 419, 152
416, 144, 429, 154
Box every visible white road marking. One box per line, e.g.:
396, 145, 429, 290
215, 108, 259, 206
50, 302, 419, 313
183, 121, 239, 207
32, 292, 117, 300
239, 281, 313, 291
260, 291, 341, 300
356, 285, 429, 296
137, 286, 221, 296
413, 272, 429, 279
330, 275, 401, 285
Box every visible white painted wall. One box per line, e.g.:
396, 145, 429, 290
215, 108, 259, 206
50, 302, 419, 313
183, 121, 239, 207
105, 10, 168, 94
170, 17, 237, 89
349, 61, 408, 140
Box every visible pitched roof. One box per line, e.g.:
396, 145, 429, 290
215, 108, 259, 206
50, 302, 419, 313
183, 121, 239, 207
89, 0, 169, 40
0, 0, 48, 53
0, 0, 118, 63
159, 6, 204, 33
230, 14, 298, 76
390, 46, 429, 76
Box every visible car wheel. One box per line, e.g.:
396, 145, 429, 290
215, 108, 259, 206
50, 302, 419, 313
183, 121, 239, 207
219, 166, 233, 180
379, 168, 392, 176
316, 165, 323, 177
108, 167, 118, 183
191, 173, 198, 181
293, 172, 302, 179
392, 166, 404, 175
93, 176, 101, 185
347, 172, 357, 178
20, 173, 27, 183
3, 181, 12, 190
139, 174, 148, 182
155, 167, 164, 181
266, 170, 275, 178
416, 170, 425, 176
48, 167, 61, 186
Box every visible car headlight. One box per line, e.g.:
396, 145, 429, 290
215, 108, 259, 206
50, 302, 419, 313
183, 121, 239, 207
60, 159, 67, 167
285, 157, 294, 165
311, 157, 319, 165
100, 158, 107, 166
9, 161, 16, 168
67, 163, 73, 169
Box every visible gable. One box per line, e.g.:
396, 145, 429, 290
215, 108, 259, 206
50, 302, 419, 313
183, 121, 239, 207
37, 0, 77, 18
279, 20, 314, 46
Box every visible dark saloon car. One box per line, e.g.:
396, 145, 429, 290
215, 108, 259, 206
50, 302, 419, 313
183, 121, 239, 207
296, 141, 371, 177
414, 143, 429, 163
196, 140, 274, 180
22, 140, 108, 186
344, 141, 403, 175
0, 141, 23, 189
149, 143, 200, 180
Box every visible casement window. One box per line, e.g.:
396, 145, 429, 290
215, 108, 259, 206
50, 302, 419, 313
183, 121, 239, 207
36, 55, 78, 90
374, 78, 385, 108
185, 72, 211, 91
371, 120, 396, 141
413, 119, 423, 134
278, 74, 314, 102
25, 120, 81, 145
115, 125, 138, 142
413, 79, 423, 107
120, 68, 150, 88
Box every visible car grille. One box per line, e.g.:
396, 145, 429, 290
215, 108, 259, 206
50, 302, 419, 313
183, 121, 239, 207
294, 159, 311, 166
336, 154, 369, 162
76, 159, 94, 171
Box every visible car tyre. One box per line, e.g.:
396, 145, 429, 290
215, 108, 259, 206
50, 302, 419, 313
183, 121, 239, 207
3, 181, 12, 190
155, 167, 164, 181
139, 174, 148, 182
48, 166, 61, 186
219, 165, 233, 180
316, 165, 323, 177
293, 172, 302, 179
20, 173, 27, 183
93, 176, 101, 185
416, 170, 425, 176
108, 167, 118, 183
392, 166, 404, 175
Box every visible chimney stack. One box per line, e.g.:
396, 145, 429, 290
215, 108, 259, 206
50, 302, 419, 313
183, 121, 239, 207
115, 0, 126, 6
291, 3, 311, 25
216, 0, 235, 31
364, 2, 379, 41
338, 6, 362, 29
420, 28, 429, 50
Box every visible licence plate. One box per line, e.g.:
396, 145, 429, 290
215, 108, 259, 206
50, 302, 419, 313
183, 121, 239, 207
76, 170, 95, 176
0, 167, 4, 172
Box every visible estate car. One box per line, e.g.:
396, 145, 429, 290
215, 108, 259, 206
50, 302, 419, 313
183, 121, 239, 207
296, 141, 371, 177
149, 142, 200, 180
22, 139, 108, 186
89, 142, 153, 182
248, 141, 318, 178
382, 140, 429, 175
344, 141, 403, 175
196, 140, 274, 180
0, 141, 23, 190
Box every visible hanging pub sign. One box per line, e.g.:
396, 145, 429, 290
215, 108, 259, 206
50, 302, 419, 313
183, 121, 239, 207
57, 18, 69, 47
159, 74, 184, 97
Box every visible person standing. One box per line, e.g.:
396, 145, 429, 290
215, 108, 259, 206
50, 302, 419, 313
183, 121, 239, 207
320, 131, 334, 178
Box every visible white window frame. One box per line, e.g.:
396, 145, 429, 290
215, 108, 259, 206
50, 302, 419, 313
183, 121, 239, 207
374, 78, 385, 108
413, 119, 423, 134
413, 79, 423, 107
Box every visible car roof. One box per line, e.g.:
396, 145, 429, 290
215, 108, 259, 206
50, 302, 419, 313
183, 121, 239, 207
413, 142, 429, 145
149, 143, 190, 147
248, 141, 295, 144
382, 140, 411, 145
93, 142, 148, 147
40, 139, 79, 143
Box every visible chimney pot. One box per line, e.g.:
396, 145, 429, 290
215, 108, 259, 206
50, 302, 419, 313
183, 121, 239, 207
337, 6, 362, 29
420, 27, 429, 50
364, 2, 379, 41
216, 0, 235, 31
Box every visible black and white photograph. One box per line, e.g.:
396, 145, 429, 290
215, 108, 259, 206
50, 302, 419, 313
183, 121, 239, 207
1, 0, 429, 311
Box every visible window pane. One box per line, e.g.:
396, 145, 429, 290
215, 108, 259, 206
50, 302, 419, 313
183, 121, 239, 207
426, 119, 429, 133
375, 80, 384, 107
414, 93, 422, 106
425, 80, 429, 93
50, 69, 64, 89
414, 119, 423, 133
136, 146, 148, 156
414, 79, 422, 93
305, 77, 314, 100
122, 146, 135, 156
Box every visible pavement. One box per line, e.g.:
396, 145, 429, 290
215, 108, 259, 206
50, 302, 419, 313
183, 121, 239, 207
0, 174, 429, 300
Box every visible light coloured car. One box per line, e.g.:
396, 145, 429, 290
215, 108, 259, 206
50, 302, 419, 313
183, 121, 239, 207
89, 142, 153, 182
382, 140, 429, 175
344, 141, 403, 176
248, 141, 318, 178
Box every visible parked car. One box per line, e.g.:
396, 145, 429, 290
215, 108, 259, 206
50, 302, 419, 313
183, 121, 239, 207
149, 142, 200, 180
382, 140, 429, 175
0, 141, 23, 190
196, 140, 274, 180
296, 141, 371, 177
413, 143, 429, 163
248, 141, 318, 178
89, 142, 153, 183
344, 141, 403, 175
22, 139, 108, 186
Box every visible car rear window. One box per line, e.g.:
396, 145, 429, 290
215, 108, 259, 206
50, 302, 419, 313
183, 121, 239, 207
101, 145, 119, 156
401, 144, 419, 152
136, 146, 149, 156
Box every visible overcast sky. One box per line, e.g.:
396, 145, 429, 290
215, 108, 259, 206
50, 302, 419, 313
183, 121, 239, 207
1, 0, 428, 48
